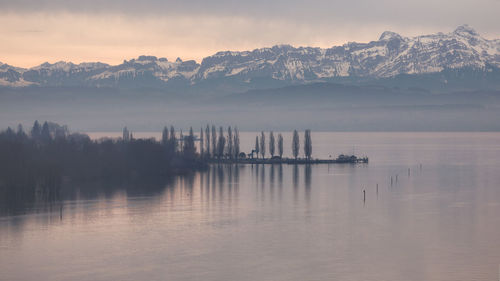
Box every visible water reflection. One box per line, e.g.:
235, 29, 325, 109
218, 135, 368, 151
2, 131, 500, 281
304, 164, 312, 204
293, 164, 299, 203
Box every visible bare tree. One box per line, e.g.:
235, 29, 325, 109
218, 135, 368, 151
227, 126, 233, 158
162, 126, 169, 145
304, 129, 312, 160
292, 129, 299, 160
278, 133, 284, 159
217, 126, 226, 159
205, 124, 210, 157
122, 126, 130, 142
183, 127, 196, 159
211, 125, 217, 158
233, 127, 240, 159
170, 126, 177, 153
200, 127, 204, 157
255, 136, 259, 159
179, 130, 184, 153
269, 131, 275, 158
260, 131, 266, 159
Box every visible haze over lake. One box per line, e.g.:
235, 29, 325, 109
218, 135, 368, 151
1, 132, 499, 281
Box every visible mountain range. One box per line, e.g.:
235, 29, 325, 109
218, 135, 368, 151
1, 25, 500, 93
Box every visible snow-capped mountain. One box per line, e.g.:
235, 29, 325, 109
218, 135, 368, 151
1, 25, 499, 89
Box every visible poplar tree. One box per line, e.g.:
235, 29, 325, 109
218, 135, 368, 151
233, 127, 240, 159
227, 126, 233, 158
260, 131, 266, 159
292, 130, 299, 160
183, 127, 196, 159
205, 124, 210, 157
269, 131, 275, 158
162, 126, 169, 145
278, 133, 284, 159
200, 127, 204, 157
304, 129, 312, 160
211, 125, 217, 158
170, 126, 177, 153
255, 136, 260, 159
217, 126, 226, 159
179, 130, 184, 152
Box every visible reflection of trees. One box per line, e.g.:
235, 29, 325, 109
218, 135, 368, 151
305, 164, 312, 203
293, 164, 299, 202
0, 121, 205, 215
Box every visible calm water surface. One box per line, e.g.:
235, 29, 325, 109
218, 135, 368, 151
1, 132, 500, 281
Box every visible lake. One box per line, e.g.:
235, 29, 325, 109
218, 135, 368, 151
1, 132, 500, 281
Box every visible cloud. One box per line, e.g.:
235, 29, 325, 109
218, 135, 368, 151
0, 0, 499, 67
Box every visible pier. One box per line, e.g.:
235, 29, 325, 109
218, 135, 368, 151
206, 154, 368, 165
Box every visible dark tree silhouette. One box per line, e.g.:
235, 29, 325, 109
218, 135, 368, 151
227, 126, 233, 159
269, 131, 275, 158
205, 124, 210, 157
122, 126, 130, 142
211, 125, 217, 158
179, 130, 184, 153
0, 121, 207, 215
292, 130, 300, 160
278, 133, 284, 159
304, 129, 312, 160
260, 131, 266, 159
233, 127, 240, 159
17, 124, 24, 136
255, 136, 259, 159
31, 120, 41, 140
200, 127, 204, 157
162, 126, 169, 145
169, 126, 177, 154
217, 126, 226, 159
183, 127, 196, 159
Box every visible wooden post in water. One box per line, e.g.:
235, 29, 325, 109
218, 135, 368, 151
408, 168, 410, 177
376, 183, 378, 195
391, 176, 393, 186
396, 174, 398, 183
363, 189, 366, 202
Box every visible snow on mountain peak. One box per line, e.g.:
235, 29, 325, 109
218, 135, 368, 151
379, 31, 403, 41
1, 25, 499, 88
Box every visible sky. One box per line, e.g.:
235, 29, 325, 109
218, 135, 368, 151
1, 0, 499, 68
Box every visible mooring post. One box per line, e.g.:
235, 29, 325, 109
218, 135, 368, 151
376, 183, 378, 195
363, 189, 366, 202
408, 168, 410, 177
391, 176, 393, 186
396, 174, 398, 183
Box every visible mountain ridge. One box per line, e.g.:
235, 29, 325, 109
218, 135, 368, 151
1, 25, 499, 91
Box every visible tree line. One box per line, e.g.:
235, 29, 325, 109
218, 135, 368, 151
0, 121, 314, 213
0, 121, 208, 214
253, 129, 312, 160
176, 125, 314, 161
160, 125, 242, 160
